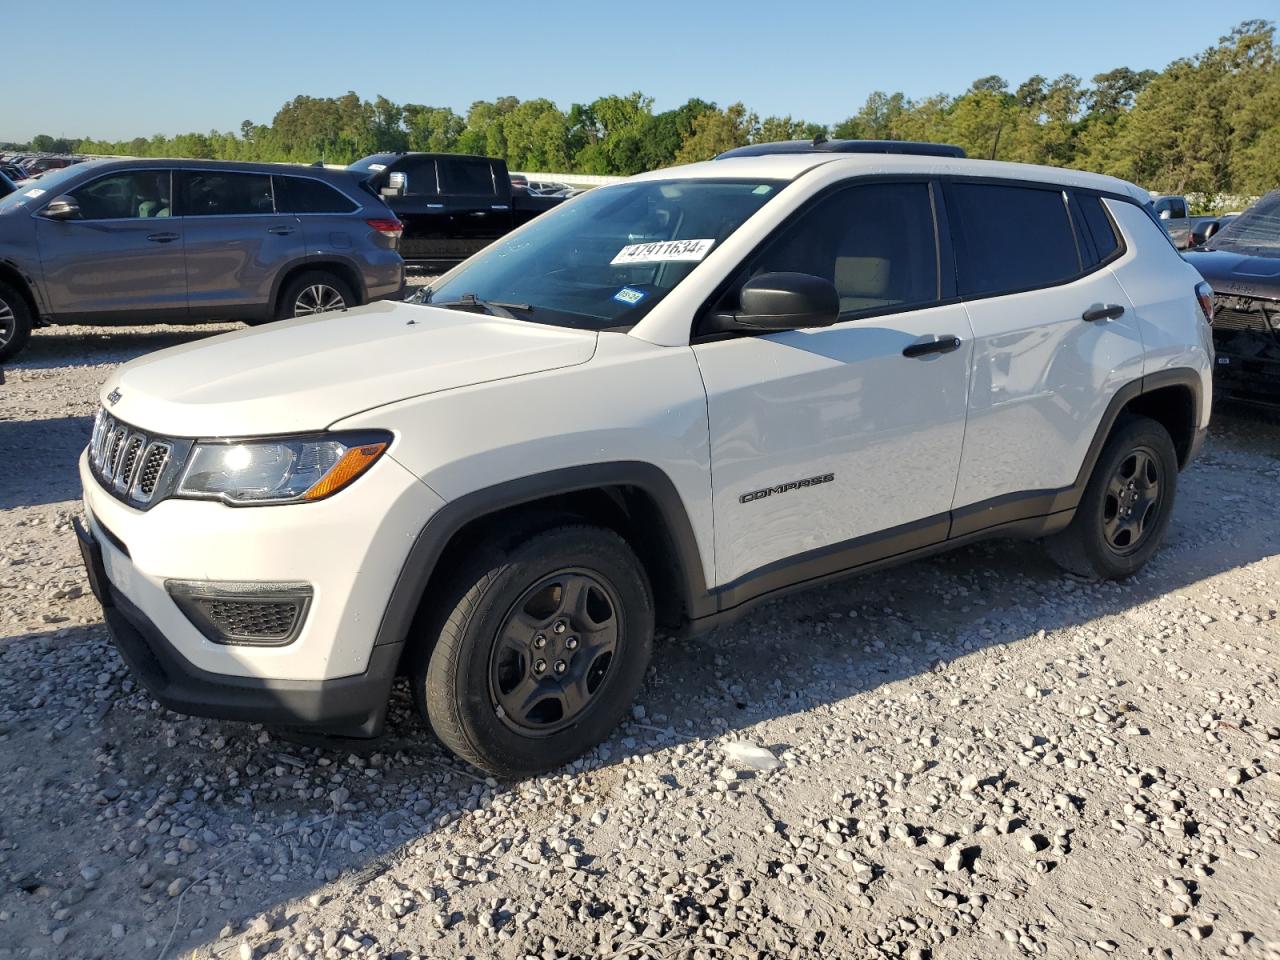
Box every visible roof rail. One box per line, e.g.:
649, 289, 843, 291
716, 139, 966, 160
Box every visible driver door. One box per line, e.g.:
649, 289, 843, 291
693, 180, 973, 592
35, 168, 187, 320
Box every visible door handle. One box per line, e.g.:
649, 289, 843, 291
468, 211, 487, 217
146, 232, 179, 243
902, 335, 963, 359
267, 225, 295, 236
1082, 304, 1125, 322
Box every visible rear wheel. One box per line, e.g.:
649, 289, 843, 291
415, 525, 654, 777
1045, 415, 1178, 579
0, 281, 33, 362
274, 270, 356, 322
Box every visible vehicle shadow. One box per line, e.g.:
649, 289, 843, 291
0, 413, 1275, 957
0, 414, 91, 508
3, 323, 239, 373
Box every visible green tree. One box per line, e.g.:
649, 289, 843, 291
674, 103, 758, 163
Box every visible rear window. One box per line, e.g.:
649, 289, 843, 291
1078, 195, 1120, 263
276, 176, 358, 214
949, 183, 1081, 297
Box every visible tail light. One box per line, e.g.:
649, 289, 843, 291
1195, 280, 1214, 325
367, 218, 403, 239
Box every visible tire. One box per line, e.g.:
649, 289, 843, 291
274, 270, 357, 322
415, 525, 654, 777
0, 281, 33, 362
1045, 415, 1179, 580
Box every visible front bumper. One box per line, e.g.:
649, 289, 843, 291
76, 444, 444, 731
78, 518, 400, 735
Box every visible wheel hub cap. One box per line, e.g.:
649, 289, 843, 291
1102, 446, 1162, 554
489, 570, 620, 735
293, 284, 346, 316
0, 296, 14, 348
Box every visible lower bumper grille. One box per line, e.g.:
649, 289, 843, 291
1213, 295, 1277, 337
166, 580, 312, 646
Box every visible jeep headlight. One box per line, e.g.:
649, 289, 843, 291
175, 432, 391, 505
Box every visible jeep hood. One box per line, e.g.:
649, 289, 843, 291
1184, 248, 1280, 299
101, 299, 599, 437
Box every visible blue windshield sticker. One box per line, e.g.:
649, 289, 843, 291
613, 286, 647, 306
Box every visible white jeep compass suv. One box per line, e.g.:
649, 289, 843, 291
77, 151, 1214, 776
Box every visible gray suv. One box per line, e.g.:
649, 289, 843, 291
0, 159, 405, 361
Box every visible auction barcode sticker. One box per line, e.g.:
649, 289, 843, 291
611, 238, 715, 266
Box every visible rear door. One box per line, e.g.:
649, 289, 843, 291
440, 156, 509, 259
946, 181, 1144, 529
694, 179, 973, 590
35, 168, 187, 319
177, 169, 303, 319
274, 174, 360, 251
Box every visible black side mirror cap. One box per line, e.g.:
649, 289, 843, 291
707, 272, 840, 333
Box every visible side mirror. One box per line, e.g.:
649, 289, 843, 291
42, 195, 81, 220
381, 172, 406, 199
708, 272, 840, 333
1158, 208, 1172, 221
1189, 220, 1221, 247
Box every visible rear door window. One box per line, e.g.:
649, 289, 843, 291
275, 176, 358, 213
180, 171, 275, 216
439, 157, 497, 197
948, 183, 1081, 297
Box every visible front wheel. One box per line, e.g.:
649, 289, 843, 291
0, 281, 33, 362
1045, 415, 1179, 579
415, 525, 655, 777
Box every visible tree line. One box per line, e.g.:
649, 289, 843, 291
10, 20, 1277, 197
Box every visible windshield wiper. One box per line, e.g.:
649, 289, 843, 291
435, 293, 533, 319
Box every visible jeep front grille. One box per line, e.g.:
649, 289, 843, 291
87, 407, 191, 509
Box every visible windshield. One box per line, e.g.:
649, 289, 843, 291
1206, 190, 1280, 255
0, 165, 85, 213
420, 178, 786, 330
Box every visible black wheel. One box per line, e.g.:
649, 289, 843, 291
0, 281, 33, 362
1045, 415, 1178, 579
415, 525, 654, 777
274, 271, 356, 321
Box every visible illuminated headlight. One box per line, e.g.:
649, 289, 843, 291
175, 432, 391, 505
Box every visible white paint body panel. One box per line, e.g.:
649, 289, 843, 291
953, 264, 1145, 506
694, 304, 973, 585
100, 299, 598, 437
1106, 201, 1214, 429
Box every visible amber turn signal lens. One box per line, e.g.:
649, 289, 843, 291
301, 442, 388, 501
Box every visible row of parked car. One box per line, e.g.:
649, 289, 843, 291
0, 146, 1277, 413
0, 151, 580, 360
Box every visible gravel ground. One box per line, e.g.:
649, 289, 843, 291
0, 320, 1278, 960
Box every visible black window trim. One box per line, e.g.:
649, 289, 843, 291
52, 167, 175, 223
692, 175, 955, 344
940, 175, 1132, 304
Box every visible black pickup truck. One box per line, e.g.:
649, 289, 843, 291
349, 153, 565, 264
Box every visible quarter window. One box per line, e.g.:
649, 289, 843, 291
1078, 195, 1120, 262
729, 181, 940, 317
181, 171, 275, 216
276, 176, 358, 213
70, 171, 172, 219
949, 183, 1081, 297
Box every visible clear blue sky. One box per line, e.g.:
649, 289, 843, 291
4, 0, 1268, 142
